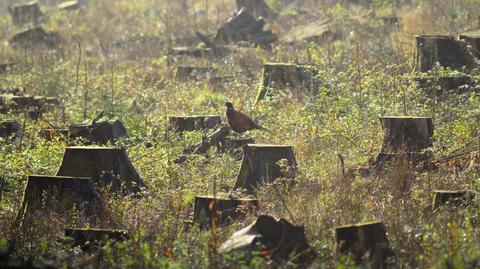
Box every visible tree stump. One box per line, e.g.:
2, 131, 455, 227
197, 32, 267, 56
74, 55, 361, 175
56, 146, 146, 193
432, 190, 473, 210
335, 221, 395, 268
175, 66, 215, 81
220, 215, 315, 264
10, 27, 60, 49
378, 117, 434, 154
69, 119, 128, 144
413, 75, 474, 95
17, 175, 105, 228
459, 35, 480, 59
39, 128, 69, 141
193, 196, 258, 228
235, 0, 271, 18
415, 35, 473, 72
234, 144, 297, 192
65, 228, 128, 249
169, 115, 221, 132
0, 120, 21, 140
256, 63, 319, 103
8, 2, 43, 26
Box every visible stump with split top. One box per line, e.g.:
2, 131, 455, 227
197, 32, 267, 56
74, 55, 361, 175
335, 221, 395, 268
193, 196, 258, 228
56, 146, 146, 193
256, 63, 319, 103
234, 144, 297, 192
17, 175, 105, 228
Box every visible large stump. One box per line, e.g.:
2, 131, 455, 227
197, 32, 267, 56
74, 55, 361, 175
169, 115, 221, 132
220, 215, 315, 265
256, 63, 319, 103
10, 27, 60, 49
18, 175, 105, 228
69, 119, 128, 144
432, 190, 473, 210
193, 196, 258, 228
415, 35, 473, 72
234, 144, 297, 192
235, 0, 271, 18
56, 146, 146, 193
8, 2, 43, 26
335, 221, 395, 268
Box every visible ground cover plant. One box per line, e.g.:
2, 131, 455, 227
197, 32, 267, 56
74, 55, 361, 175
2, 0, 480, 268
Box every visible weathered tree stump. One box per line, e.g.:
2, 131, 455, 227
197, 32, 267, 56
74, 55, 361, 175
379, 117, 434, 153
10, 27, 60, 49
236, 0, 271, 18
432, 190, 473, 210
65, 228, 128, 249
175, 66, 215, 81
193, 196, 258, 228
256, 63, 319, 103
17, 175, 105, 228
234, 144, 297, 192
220, 215, 315, 264
415, 35, 473, 72
335, 221, 395, 268
459, 35, 480, 59
0, 120, 21, 140
58, 0, 81, 11
69, 119, 128, 144
56, 146, 146, 193
8, 2, 43, 26
39, 128, 69, 141
169, 115, 221, 132
413, 75, 474, 95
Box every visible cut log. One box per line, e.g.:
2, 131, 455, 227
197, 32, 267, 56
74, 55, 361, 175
175, 66, 215, 81
335, 221, 395, 268
10, 27, 60, 49
69, 119, 128, 144
193, 196, 258, 228
235, 0, 271, 18
56, 146, 146, 193
234, 144, 297, 192
0, 120, 21, 140
169, 115, 221, 132
189, 125, 231, 154
220, 215, 316, 264
415, 35, 473, 72
17, 175, 105, 228
65, 228, 128, 249
256, 63, 319, 103
432, 190, 473, 210
8, 2, 43, 26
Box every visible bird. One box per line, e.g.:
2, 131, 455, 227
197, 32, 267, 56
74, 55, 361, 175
225, 102, 273, 134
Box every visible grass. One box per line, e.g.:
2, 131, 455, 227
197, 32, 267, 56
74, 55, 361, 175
1, 0, 480, 268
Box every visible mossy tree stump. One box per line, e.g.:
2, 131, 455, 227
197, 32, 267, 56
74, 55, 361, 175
56, 146, 146, 193
335, 221, 395, 268
169, 115, 221, 132
432, 190, 473, 210
175, 66, 215, 81
193, 196, 258, 228
220, 215, 315, 264
65, 228, 128, 249
8, 2, 43, 26
17, 175, 105, 228
69, 120, 128, 144
234, 144, 297, 192
235, 0, 271, 18
415, 35, 473, 72
256, 63, 319, 103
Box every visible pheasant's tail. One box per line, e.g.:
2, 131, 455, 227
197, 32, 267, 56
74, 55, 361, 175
256, 125, 277, 137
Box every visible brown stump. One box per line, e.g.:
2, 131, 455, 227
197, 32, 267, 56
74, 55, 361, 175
175, 66, 215, 81
234, 144, 297, 192
65, 228, 128, 248
335, 221, 395, 268
56, 146, 146, 193
169, 115, 221, 132
256, 63, 319, 103
235, 0, 271, 18
10, 27, 60, 49
415, 35, 473, 72
8, 2, 43, 26
17, 175, 105, 228
459, 35, 480, 59
220, 215, 315, 265
69, 119, 128, 144
432, 190, 473, 210
193, 196, 258, 228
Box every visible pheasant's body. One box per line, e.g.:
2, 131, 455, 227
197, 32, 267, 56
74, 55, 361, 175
225, 102, 271, 134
